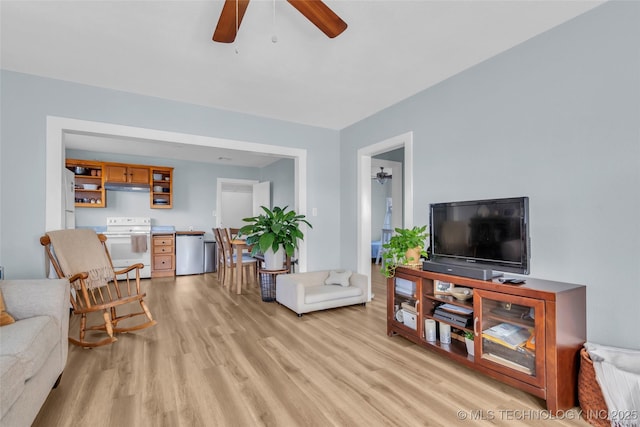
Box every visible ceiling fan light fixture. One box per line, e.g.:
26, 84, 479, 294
375, 167, 391, 185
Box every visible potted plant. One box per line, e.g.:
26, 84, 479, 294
239, 206, 312, 270
464, 331, 475, 356
381, 225, 429, 277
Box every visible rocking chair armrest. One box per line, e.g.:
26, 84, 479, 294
113, 263, 144, 276
68, 272, 88, 283
67, 273, 89, 299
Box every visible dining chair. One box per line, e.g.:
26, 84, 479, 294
228, 227, 240, 240
218, 228, 258, 289
212, 228, 227, 284
226, 227, 251, 255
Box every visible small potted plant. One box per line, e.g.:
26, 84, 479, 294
464, 331, 475, 356
381, 225, 429, 277
239, 206, 312, 270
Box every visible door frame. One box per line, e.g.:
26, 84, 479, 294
45, 116, 309, 271
357, 131, 414, 290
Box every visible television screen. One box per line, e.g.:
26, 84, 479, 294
429, 197, 530, 274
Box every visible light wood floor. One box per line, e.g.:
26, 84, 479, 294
33, 265, 589, 427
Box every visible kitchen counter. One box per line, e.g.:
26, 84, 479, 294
152, 226, 175, 234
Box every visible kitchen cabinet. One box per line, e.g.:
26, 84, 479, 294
65, 159, 105, 208
388, 266, 586, 414
151, 234, 175, 277
67, 158, 173, 208
150, 167, 173, 209
105, 164, 149, 184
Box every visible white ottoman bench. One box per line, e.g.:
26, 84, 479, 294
276, 270, 369, 316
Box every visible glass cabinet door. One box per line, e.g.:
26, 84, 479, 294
388, 273, 421, 337
474, 289, 545, 387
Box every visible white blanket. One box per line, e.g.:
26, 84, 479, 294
584, 342, 640, 427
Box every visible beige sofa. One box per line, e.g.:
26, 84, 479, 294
0, 279, 69, 427
276, 270, 369, 316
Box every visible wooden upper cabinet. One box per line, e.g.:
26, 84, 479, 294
69, 159, 172, 208
65, 159, 106, 208
105, 165, 150, 184
150, 167, 173, 209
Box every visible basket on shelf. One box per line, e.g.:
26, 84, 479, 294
578, 348, 609, 427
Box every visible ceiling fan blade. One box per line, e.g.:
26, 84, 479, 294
286, 0, 347, 38
213, 0, 251, 43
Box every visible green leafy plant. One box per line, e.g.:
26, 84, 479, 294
464, 331, 475, 340
381, 225, 429, 277
238, 206, 312, 258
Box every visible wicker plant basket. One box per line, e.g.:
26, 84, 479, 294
578, 348, 609, 427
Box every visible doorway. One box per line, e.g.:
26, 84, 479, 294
370, 157, 403, 235
45, 116, 309, 271
357, 131, 414, 293
216, 179, 270, 228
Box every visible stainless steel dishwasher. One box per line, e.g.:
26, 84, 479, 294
175, 232, 204, 275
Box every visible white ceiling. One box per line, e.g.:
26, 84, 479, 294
1, 0, 603, 165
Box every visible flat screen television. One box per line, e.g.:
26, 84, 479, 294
429, 197, 530, 275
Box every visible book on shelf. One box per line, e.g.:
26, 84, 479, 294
482, 322, 531, 350
438, 303, 473, 316
401, 301, 418, 314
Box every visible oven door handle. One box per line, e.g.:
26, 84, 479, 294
104, 233, 150, 238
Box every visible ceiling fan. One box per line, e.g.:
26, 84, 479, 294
213, 0, 348, 43
374, 167, 392, 185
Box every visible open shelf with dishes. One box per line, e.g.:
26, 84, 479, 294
66, 159, 105, 208
150, 167, 173, 208
387, 266, 586, 414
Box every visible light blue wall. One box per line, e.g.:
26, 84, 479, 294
260, 158, 295, 210
340, 1, 640, 348
0, 72, 340, 278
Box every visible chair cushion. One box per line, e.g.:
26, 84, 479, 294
305, 284, 362, 304
0, 316, 59, 380
324, 270, 352, 287
0, 355, 25, 419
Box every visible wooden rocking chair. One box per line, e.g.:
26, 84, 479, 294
41, 229, 157, 348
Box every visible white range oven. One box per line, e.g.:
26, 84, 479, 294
103, 217, 151, 279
